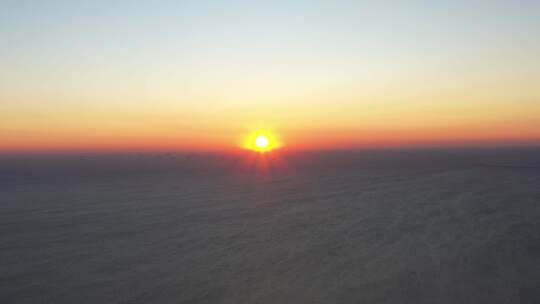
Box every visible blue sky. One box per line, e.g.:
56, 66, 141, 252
1, 0, 540, 151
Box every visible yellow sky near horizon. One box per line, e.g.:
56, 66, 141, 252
1, 1, 540, 152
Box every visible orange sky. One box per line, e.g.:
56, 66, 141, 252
1, 1, 540, 152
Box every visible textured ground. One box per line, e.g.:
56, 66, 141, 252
1, 148, 539, 303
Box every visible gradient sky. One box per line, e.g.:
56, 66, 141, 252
1, 0, 540, 152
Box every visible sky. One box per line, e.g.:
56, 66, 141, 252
1, 0, 540, 152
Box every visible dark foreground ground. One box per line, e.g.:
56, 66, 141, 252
1, 147, 540, 303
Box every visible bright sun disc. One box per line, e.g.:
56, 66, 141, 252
243, 130, 281, 152
255, 135, 269, 149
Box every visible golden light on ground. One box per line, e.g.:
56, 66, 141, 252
243, 130, 282, 152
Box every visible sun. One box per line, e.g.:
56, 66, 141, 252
243, 130, 281, 152
255, 135, 269, 149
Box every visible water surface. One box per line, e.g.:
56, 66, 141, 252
1, 148, 540, 303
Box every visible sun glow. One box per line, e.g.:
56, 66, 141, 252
243, 130, 281, 152
255, 135, 269, 149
